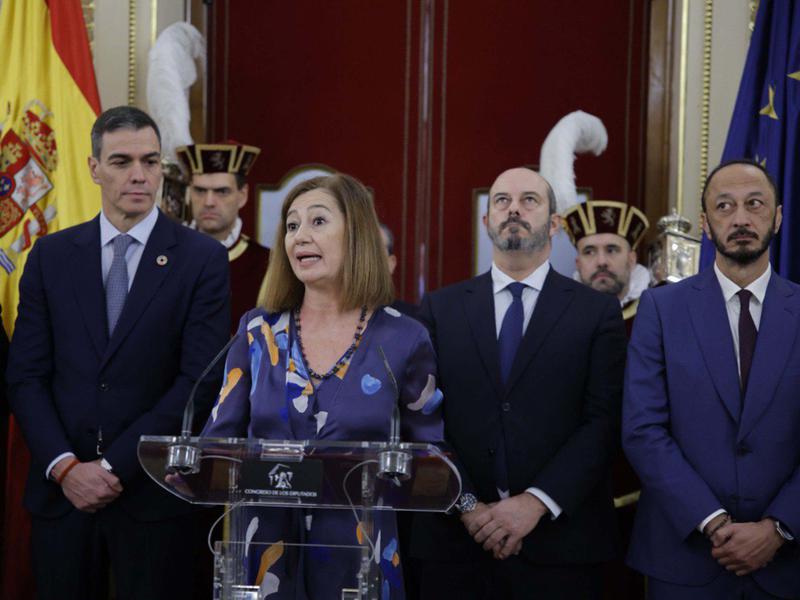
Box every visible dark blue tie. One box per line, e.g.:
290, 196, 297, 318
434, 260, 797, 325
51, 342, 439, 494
498, 282, 526, 383
495, 281, 526, 496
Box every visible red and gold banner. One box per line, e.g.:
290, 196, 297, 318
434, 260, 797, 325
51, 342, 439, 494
0, 0, 101, 595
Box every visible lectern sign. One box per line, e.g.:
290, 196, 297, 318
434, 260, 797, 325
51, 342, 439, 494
240, 459, 324, 499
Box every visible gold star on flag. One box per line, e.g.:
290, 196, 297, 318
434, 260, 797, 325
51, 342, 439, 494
789, 70, 800, 81
759, 85, 779, 120
754, 154, 767, 168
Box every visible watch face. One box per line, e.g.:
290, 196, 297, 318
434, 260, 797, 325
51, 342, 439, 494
457, 493, 477, 513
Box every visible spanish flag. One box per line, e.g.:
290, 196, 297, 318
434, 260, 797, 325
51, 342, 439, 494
0, 0, 101, 595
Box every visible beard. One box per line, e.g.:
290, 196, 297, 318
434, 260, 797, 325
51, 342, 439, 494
707, 220, 775, 266
487, 216, 550, 253
588, 267, 627, 297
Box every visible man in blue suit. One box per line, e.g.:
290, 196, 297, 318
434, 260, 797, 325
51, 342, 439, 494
7, 106, 230, 599
623, 159, 799, 599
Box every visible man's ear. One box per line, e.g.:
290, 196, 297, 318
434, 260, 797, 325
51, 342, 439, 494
87, 156, 101, 184
628, 249, 637, 268
237, 184, 249, 210
548, 213, 561, 238
700, 211, 710, 239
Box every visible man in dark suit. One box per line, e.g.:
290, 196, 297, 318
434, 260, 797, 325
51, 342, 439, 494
7, 106, 230, 599
623, 160, 799, 599
411, 167, 626, 599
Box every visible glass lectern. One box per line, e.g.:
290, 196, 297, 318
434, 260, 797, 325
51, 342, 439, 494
138, 436, 461, 599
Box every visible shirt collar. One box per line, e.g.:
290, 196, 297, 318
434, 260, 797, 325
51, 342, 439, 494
100, 205, 159, 247
714, 261, 771, 305
491, 260, 550, 295
188, 216, 242, 249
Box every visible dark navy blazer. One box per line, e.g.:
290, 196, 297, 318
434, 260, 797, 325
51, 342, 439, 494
7, 211, 230, 521
411, 267, 626, 565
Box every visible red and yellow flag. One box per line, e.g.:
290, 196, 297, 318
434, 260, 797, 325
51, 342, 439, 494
0, 0, 102, 331
0, 1, 101, 595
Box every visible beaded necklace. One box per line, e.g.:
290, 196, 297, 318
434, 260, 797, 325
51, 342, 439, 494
293, 305, 368, 380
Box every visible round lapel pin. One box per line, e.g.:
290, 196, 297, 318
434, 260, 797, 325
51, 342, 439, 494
156, 255, 168, 266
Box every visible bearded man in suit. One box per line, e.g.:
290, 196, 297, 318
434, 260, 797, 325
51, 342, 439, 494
411, 167, 626, 599
623, 159, 800, 600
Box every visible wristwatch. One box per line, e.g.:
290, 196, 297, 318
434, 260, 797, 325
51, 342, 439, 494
774, 519, 795, 542
454, 493, 478, 514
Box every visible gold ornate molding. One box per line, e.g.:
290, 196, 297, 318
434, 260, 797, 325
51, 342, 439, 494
128, 0, 137, 105
749, 0, 759, 33
82, 1, 95, 54
676, 0, 689, 215
150, 0, 159, 46
699, 0, 713, 185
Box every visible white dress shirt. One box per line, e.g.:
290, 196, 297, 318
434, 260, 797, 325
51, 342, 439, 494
100, 205, 159, 288
698, 262, 771, 532
46, 207, 160, 479
490, 260, 563, 519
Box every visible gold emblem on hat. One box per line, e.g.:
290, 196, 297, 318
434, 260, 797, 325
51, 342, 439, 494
156, 255, 168, 266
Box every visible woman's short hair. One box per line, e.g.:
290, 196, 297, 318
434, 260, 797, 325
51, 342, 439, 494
259, 173, 395, 312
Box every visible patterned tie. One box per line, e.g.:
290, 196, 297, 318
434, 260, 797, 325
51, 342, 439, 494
737, 289, 757, 394
495, 282, 526, 496
106, 234, 133, 336
498, 282, 526, 384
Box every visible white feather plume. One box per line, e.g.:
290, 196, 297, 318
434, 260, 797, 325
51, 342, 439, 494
539, 110, 608, 213
147, 22, 206, 161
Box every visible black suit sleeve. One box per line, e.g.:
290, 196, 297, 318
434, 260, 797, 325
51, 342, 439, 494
418, 292, 478, 498
7, 240, 74, 468
530, 294, 626, 515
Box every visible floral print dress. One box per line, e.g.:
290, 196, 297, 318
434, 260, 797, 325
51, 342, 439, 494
202, 306, 444, 599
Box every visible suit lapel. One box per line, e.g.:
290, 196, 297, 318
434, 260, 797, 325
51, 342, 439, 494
463, 272, 503, 394
505, 268, 574, 395
738, 273, 798, 441
101, 212, 176, 368
687, 268, 741, 423
70, 217, 107, 359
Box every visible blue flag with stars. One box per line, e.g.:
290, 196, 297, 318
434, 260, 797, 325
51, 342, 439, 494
700, 0, 800, 281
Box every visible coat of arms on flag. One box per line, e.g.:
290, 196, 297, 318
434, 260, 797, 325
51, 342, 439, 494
0, 100, 58, 273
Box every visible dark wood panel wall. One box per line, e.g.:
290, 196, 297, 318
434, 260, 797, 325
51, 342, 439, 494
206, 0, 654, 303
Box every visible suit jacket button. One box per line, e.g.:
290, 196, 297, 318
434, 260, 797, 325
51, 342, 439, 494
501, 402, 511, 412
736, 443, 751, 456
488, 448, 496, 456
99, 383, 109, 392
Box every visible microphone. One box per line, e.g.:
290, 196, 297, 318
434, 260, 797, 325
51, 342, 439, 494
376, 346, 411, 481
166, 332, 241, 475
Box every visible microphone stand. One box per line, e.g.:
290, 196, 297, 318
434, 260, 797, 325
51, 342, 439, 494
166, 333, 241, 475
376, 346, 411, 481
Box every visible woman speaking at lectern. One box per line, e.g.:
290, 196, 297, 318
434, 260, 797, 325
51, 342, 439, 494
201, 173, 444, 598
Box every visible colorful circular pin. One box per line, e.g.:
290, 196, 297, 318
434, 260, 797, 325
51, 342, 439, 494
156, 255, 168, 266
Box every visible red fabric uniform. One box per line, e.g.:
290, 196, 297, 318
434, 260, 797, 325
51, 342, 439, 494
227, 234, 269, 332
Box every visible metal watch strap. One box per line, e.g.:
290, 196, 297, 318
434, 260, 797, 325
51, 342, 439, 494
775, 519, 795, 542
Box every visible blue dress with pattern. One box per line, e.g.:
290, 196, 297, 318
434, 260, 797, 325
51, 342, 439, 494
201, 306, 444, 599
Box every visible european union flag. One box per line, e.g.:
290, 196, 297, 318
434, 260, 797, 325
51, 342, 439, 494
700, 0, 800, 282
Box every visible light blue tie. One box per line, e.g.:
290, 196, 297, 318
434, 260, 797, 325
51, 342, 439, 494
106, 234, 133, 336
